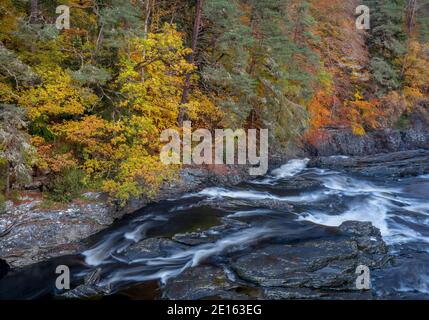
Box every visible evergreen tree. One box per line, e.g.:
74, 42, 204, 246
365, 0, 408, 91
201, 0, 318, 146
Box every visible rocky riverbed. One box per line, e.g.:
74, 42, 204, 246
0, 164, 267, 269
1, 147, 428, 300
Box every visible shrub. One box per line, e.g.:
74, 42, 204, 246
47, 168, 85, 203
0, 193, 6, 214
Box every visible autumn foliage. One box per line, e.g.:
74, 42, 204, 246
1, 0, 429, 204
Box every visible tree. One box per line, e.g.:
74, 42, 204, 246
403, 40, 429, 109
30, 0, 38, 24
364, 0, 408, 92
415, 0, 429, 42
201, 0, 318, 146
51, 24, 217, 203
178, 0, 204, 125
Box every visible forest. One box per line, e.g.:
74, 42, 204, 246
1, 0, 429, 206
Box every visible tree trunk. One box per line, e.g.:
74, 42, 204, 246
144, 0, 151, 39
30, 0, 38, 24
141, 0, 152, 81
5, 162, 10, 195
402, 0, 418, 77
178, 0, 203, 126
406, 0, 417, 34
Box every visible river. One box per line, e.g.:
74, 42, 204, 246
1, 158, 429, 299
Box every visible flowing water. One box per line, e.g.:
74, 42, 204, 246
1, 159, 429, 299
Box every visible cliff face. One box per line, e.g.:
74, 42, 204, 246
306, 127, 429, 157
305, 104, 429, 156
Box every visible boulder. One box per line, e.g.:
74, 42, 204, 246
162, 265, 259, 300
229, 221, 388, 298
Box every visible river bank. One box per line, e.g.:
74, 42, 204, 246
0, 149, 300, 269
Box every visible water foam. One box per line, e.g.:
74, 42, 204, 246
227, 209, 274, 218
83, 216, 158, 266
99, 227, 272, 287
298, 197, 391, 236
271, 158, 310, 178
197, 187, 330, 203
320, 175, 400, 195
251, 158, 310, 185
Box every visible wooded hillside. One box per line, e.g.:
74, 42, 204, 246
1, 0, 429, 205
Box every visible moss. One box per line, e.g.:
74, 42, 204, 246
0, 193, 6, 214
396, 115, 411, 130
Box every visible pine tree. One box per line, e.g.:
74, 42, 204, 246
365, 0, 408, 91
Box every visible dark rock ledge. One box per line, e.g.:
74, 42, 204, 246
62, 221, 390, 300
162, 221, 390, 300
309, 149, 429, 178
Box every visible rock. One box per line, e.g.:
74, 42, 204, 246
121, 238, 189, 261
276, 177, 323, 190
84, 268, 102, 286
160, 221, 388, 300
172, 219, 249, 246
339, 221, 381, 238
305, 127, 429, 157
262, 287, 326, 300
162, 265, 258, 300
61, 238, 189, 300
231, 241, 356, 288
262, 287, 373, 300
229, 221, 388, 298
60, 268, 114, 300
0, 193, 118, 268
61, 283, 112, 300
202, 197, 293, 212
309, 149, 429, 177
158, 166, 254, 202
59, 220, 389, 300
0, 259, 10, 280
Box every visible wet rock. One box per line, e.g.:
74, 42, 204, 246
61, 270, 112, 300
122, 238, 189, 260
277, 177, 323, 190
0, 259, 10, 280
229, 221, 387, 297
262, 287, 325, 299
60, 284, 112, 299
263, 287, 373, 300
339, 222, 390, 268
173, 219, 249, 246
160, 223, 387, 300
204, 197, 293, 212
339, 221, 381, 238
309, 149, 429, 177
231, 241, 356, 288
61, 239, 189, 300
162, 265, 258, 300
